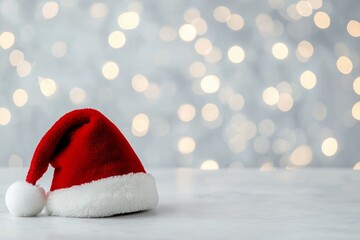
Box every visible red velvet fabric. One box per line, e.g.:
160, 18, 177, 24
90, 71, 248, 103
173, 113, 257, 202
26, 109, 145, 191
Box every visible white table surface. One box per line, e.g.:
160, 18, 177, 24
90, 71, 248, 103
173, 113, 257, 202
0, 168, 359, 240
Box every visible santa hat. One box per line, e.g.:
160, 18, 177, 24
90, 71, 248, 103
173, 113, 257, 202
5, 108, 158, 218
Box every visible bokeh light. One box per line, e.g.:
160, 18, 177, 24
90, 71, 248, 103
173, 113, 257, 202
89, 3, 109, 19
300, 70, 317, 90
178, 104, 196, 122
0, 32, 15, 49
296, 40, 314, 61
16, 60, 32, 78
287, 4, 301, 21
9, 50, 24, 66
260, 162, 275, 171
118, 12, 140, 30
201, 103, 219, 122
42, 1, 59, 19
192, 18, 208, 35
354, 162, 360, 170
179, 24, 197, 42
308, 0, 323, 9
200, 159, 219, 170
13, 89, 28, 107
69, 88, 86, 105
313, 11, 331, 29
194, 38, 212, 55
226, 14, 244, 31
108, 31, 126, 49
227, 45, 245, 63
347, 20, 360, 37
290, 145, 313, 167
132, 74, 149, 92
296, 0, 313, 17
228, 94, 244, 111
39, 78, 57, 97
352, 102, 360, 120
51, 41, 67, 58
263, 87, 279, 106
200, 75, 220, 93
353, 77, 360, 95
277, 93, 293, 112
183, 8, 200, 23
272, 42, 289, 60
189, 61, 206, 78
213, 6, 231, 22
321, 137, 338, 157
336, 56, 353, 74
0, 108, 11, 126
102, 61, 119, 80
132, 113, 150, 137
178, 137, 196, 154
205, 47, 222, 63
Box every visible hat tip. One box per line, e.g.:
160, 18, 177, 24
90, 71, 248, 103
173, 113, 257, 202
5, 181, 46, 217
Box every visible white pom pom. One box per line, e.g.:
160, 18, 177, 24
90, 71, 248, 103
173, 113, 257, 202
5, 181, 46, 217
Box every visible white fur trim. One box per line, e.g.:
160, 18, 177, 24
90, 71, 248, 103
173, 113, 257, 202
5, 181, 46, 217
46, 172, 159, 218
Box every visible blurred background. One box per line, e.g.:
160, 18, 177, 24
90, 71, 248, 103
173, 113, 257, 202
0, 0, 359, 170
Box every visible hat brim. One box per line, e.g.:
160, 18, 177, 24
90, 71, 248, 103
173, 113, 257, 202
46, 172, 158, 218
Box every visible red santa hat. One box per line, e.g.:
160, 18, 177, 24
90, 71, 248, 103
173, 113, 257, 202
5, 108, 158, 217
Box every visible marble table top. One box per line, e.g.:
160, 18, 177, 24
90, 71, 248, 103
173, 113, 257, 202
0, 168, 359, 240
